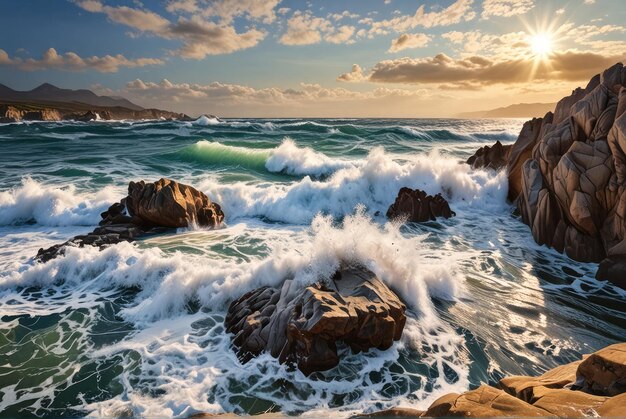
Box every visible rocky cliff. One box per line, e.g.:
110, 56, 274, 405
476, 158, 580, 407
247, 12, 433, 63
467, 63, 626, 289
0, 102, 192, 122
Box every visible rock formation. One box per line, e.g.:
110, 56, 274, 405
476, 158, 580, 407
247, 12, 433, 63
36, 178, 223, 262
356, 342, 626, 417
386, 187, 455, 223
466, 140, 511, 170
225, 267, 406, 375
467, 63, 626, 288
0, 102, 191, 123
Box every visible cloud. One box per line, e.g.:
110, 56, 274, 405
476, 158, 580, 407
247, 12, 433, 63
342, 52, 625, 86
584, 0, 596, 4
201, 0, 283, 24
0, 47, 163, 73
481, 0, 535, 19
74, 0, 267, 58
337, 64, 366, 82
123, 78, 428, 105
388, 33, 432, 52
279, 11, 355, 45
363, 0, 476, 37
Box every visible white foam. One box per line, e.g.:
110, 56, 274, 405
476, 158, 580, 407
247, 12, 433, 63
0, 178, 120, 226
202, 147, 509, 224
193, 115, 221, 126
265, 138, 354, 176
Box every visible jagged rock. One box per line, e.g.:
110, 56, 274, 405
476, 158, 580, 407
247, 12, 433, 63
36, 179, 224, 262
0, 104, 24, 123
126, 178, 224, 228
577, 342, 626, 396
386, 187, 455, 223
466, 140, 511, 170
507, 115, 550, 201
422, 385, 550, 417
467, 63, 626, 275
553, 75, 600, 125
225, 267, 406, 375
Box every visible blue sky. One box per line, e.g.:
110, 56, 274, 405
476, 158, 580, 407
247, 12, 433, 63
0, 0, 625, 116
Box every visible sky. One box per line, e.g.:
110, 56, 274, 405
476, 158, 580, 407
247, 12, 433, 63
0, 0, 625, 117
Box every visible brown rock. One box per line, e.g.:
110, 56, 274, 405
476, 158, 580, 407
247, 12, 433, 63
422, 385, 550, 417
596, 393, 626, 416
499, 360, 581, 402
530, 387, 609, 416
225, 267, 406, 375
386, 187, 455, 223
350, 408, 425, 418
126, 178, 224, 228
466, 140, 511, 170
553, 74, 600, 125
507, 115, 548, 201
577, 342, 626, 396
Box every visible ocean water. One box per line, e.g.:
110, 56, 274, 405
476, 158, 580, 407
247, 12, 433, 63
0, 118, 624, 417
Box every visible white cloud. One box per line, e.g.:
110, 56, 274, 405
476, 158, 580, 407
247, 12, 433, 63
279, 11, 355, 45
388, 33, 432, 52
0, 48, 164, 73
337, 64, 366, 82
364, 0, 476, 37
481, 0, 535, 19
75, 0, 267, 58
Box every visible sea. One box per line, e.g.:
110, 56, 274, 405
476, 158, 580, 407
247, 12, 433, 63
0, 117, 624, 417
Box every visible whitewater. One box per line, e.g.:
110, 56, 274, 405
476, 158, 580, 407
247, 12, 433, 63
0, 118, 624, 417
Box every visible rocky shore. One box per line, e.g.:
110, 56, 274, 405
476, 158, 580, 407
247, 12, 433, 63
467, 62, 626, 290
0, 102, 194, 122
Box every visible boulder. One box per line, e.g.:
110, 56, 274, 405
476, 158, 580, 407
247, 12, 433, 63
36, 179, 224, 262
422, 385, 550, 417
225, 267, 406, 375
577, 342, 626, 396
386, 188, 455, 223
499, 359, 581, 402
466, 140, 511, 170
126, 178, 224, 228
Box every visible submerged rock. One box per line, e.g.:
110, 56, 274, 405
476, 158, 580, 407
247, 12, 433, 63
36, 178, 223, 262
386, 187, 455, 223
225, 267, 406, 375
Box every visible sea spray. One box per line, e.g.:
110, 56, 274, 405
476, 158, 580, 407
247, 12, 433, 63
0, 178, 121, 226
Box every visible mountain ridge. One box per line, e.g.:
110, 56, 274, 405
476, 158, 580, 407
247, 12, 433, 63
0, 82, 144, 111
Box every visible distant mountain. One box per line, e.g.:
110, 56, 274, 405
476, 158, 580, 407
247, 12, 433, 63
458, 102, 556, 119
0, 82, 144, 111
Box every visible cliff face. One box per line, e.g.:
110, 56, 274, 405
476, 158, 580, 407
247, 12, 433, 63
0, 103, 191, 122
468, 63, 626, 288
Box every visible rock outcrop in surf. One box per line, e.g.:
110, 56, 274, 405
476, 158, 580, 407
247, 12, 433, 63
467, 63, 626, 289
386, 187, 455, 222
36, 178, 223, 262
225, 267, 406, 375
466, 140, 511, 170
355, 342, 626, 418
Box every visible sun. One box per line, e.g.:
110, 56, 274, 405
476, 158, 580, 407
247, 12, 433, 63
530, 33, 553, 57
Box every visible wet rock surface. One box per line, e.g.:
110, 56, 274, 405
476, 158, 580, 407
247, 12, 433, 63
225, 267, 406, 375
386, 187, 455, 223
36, 178, 223, 262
